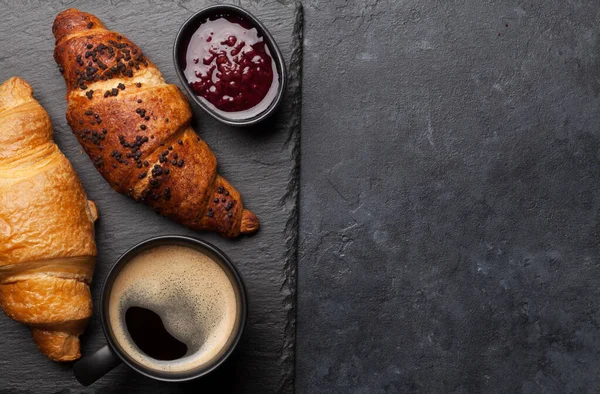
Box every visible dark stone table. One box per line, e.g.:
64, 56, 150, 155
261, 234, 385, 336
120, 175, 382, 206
297, 0, 600, 392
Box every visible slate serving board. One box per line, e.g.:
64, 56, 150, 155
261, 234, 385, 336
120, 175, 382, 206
0, 0, 302, 392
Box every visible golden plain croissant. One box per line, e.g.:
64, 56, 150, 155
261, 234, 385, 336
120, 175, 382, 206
0, 77, 98, 362
53, 9, 259, 238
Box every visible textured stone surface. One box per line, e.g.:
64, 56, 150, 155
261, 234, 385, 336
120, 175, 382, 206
298, 0, 600, 393
0, 0, 301, 392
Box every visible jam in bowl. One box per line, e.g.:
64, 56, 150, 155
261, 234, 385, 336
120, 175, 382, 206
174, 5, 286, 126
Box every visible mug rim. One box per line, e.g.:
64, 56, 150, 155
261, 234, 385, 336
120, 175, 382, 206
99, 235, 247, 382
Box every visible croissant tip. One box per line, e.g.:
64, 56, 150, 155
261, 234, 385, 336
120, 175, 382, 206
240, 209, 259, 235
53, 8, 103, 44
1, 76, 32, 93
55, 8, 85, 22
31, 328, 81, 362
57, 7, 79, 14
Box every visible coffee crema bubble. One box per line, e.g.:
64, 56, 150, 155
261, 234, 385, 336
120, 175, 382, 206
108, 245, 238, 373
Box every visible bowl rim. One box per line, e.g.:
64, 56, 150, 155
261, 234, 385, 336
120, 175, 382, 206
173, 4, 287, 127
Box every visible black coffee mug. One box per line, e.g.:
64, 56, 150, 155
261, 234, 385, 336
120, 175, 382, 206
74, 236, 247, 386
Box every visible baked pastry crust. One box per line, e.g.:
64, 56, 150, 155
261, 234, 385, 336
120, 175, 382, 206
53, 9, 259, 238
0, 76, 97, 362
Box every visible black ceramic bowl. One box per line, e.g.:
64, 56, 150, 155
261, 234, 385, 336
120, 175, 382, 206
173, 5, 287, 127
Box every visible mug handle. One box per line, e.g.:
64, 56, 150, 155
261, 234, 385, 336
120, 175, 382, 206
73, 344, 122, 386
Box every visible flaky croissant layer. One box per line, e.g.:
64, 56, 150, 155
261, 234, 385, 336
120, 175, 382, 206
53, 8, 259, 238
0, 76, 97, 361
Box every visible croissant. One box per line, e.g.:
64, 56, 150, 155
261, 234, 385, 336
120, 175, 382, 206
0, 77, 98, 362
53, 9, 259, 238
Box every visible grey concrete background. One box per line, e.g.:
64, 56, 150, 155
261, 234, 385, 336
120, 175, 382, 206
297, 0, 600, 393
0, 0, 300, 392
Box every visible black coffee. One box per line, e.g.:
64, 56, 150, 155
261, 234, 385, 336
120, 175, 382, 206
108, 245, 238, 373
125, 306, 188, 361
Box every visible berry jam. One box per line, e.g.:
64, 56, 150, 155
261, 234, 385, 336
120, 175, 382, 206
180, 14, 278, 114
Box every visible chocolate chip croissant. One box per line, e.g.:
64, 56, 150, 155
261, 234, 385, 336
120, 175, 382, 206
53, 9, 259, 238
0, 76, 98, 362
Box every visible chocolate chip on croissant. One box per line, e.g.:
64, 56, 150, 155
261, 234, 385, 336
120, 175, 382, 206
53, 9, 259, 238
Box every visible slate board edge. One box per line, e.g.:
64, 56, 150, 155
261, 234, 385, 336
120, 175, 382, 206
278, 2, 303, 393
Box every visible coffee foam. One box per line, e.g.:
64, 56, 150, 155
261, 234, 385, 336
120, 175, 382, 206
108, 244, 238, 373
